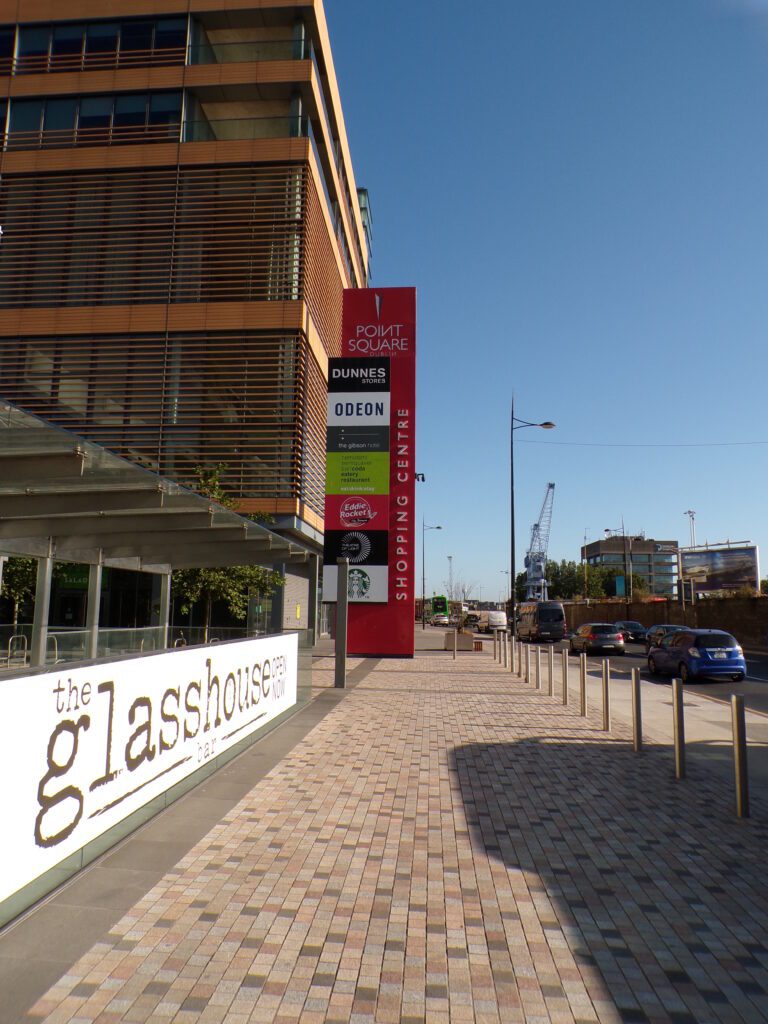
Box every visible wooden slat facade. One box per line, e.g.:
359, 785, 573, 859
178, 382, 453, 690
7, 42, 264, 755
0, 1, 369, 535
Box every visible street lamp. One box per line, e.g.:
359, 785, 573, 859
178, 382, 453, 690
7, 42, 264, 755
500, 570, 511, 605
421, 519, 442, 629
510, 399, 555, 638
684, 509, 697, 548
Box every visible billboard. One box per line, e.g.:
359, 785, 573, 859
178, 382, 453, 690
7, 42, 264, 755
323, 287, 416, 657
3, 634, 298, 905
680, 546, 760, 594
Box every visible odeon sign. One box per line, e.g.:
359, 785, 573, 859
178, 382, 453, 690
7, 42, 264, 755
2, 634, 297, 905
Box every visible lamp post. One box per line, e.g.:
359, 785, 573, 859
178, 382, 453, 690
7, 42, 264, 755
510, 399, 555, 638
501, 570, 511, 605
684, 509, 697, 548
421, 519, 442, 629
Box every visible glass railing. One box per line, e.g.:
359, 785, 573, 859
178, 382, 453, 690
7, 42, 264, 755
96, 626, 166, 659
1, 38, 308, 76
188, 38, 308, 64
182, 115, 307, 143
4, 121, 181, 151
9, 47, 187, 75
2, 115, 307, 151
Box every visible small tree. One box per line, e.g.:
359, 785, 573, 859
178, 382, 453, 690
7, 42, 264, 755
172, 465, 284, 641
1, 557, 37, 626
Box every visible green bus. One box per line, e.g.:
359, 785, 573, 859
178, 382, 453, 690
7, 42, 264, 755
431, 595, 449, 620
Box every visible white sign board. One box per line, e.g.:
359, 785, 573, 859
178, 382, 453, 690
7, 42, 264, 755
2, 634, 298, 904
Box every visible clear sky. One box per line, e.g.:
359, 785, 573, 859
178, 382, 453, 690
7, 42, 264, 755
325, 0, 768, 604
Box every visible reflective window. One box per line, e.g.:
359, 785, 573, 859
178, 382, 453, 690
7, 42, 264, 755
9, 99, 43, 134
18, 26, 49, 57
113, 93, 147, 129
121, 21, 153, 52
85, 23, 118, 56
52, 24, 84, 57
149, 92, 182, 125
78, 96, 112, 132
0, 28, 15, 63
155, 18, 187, 50
44, 97, 77, 133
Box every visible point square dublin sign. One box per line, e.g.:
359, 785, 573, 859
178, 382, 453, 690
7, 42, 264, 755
323, 288, 416, 657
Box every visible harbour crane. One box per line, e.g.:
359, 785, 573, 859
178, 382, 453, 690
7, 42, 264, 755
524, 483, 555, 600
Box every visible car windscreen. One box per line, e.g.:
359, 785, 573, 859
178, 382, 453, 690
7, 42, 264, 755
622, 622, 643, 630
591, 624, 618, 634
695, 634, 737, 649
539, 607, 564, 622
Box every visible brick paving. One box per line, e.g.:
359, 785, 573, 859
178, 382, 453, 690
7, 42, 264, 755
22, 650, 768, 1023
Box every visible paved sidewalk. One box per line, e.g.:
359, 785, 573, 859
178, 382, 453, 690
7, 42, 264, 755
5, 647, 768, 1023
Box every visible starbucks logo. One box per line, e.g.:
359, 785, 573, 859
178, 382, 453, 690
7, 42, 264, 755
340, 531, 372, 564
348, 569, 371, 599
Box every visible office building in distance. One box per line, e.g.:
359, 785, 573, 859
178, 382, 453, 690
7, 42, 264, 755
582, 536, 679, 597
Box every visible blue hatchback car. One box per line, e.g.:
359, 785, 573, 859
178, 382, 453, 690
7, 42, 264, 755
647, 628, 746, 683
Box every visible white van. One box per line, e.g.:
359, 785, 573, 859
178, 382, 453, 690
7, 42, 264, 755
474, 610, 508, 634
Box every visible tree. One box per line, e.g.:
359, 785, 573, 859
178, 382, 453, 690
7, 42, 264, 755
1, 557, 37, 625
171, 465, 284, 641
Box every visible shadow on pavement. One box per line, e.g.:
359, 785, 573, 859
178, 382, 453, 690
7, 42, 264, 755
450, 736, 768, 1022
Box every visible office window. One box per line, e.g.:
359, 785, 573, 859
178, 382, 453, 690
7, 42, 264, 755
44, 98, 77, 135
9, 99, 43, 135
0, 28, 14, 70
121, 21, 153, 53
85, 23, 118, 59
52, 25, 84, 59
155, 18, 187, 50
149, 92, 182, 125
78, 96, 112, 133
113, 94, 147, 129
17, 26, 50, 69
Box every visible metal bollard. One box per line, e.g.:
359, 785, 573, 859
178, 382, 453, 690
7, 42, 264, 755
516, 639, 522, 676
579, 653, 587, 716
502, 631, 508, 668
547, 646, 554, 696
525, 644, 531, 684
672, 678, 685, 779
453, 629, 457, 661
731, 695, 749, 818
631, 667, 642, 752
601, 659, 610, 731
511, 637, 517, 674
493, 630, 498, 661
535, 647, 541, 690
562, 648, 569, 705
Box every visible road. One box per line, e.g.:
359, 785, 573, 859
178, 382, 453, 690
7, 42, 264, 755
565, 639, 768, 715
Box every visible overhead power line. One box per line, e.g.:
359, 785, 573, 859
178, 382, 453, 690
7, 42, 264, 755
519, 439, 768, 449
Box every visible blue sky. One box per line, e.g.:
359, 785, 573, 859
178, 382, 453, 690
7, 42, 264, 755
326, 0, 768, 603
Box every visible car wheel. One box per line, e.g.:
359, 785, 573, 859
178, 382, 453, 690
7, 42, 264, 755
648, 655, 658, 675
732, 673, 745, 682
680, 664, 690, 684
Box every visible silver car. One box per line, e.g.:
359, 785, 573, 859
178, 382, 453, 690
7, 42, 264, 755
570, 622, 626, 655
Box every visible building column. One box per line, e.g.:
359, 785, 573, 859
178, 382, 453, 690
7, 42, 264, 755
30, 551, 53, 667
86, 558, 103, 660
269, 564, 287, 634
307, 553, 320, 647
158, 572, 171, 650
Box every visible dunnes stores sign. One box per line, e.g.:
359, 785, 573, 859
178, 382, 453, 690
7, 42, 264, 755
2, 634, 298, 904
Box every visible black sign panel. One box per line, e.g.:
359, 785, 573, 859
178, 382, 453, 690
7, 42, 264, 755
327, 357, 390, 393
327, 425, 390, 453
323, 529, 389, 566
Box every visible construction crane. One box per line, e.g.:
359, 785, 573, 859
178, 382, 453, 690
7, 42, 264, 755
524, 483, 555, 600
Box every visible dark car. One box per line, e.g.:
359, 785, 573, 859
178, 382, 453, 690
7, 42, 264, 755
570, 622, 626, 656
614, 620, 647, 643
647, 629, 746, 683
644, 624, 686, 653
